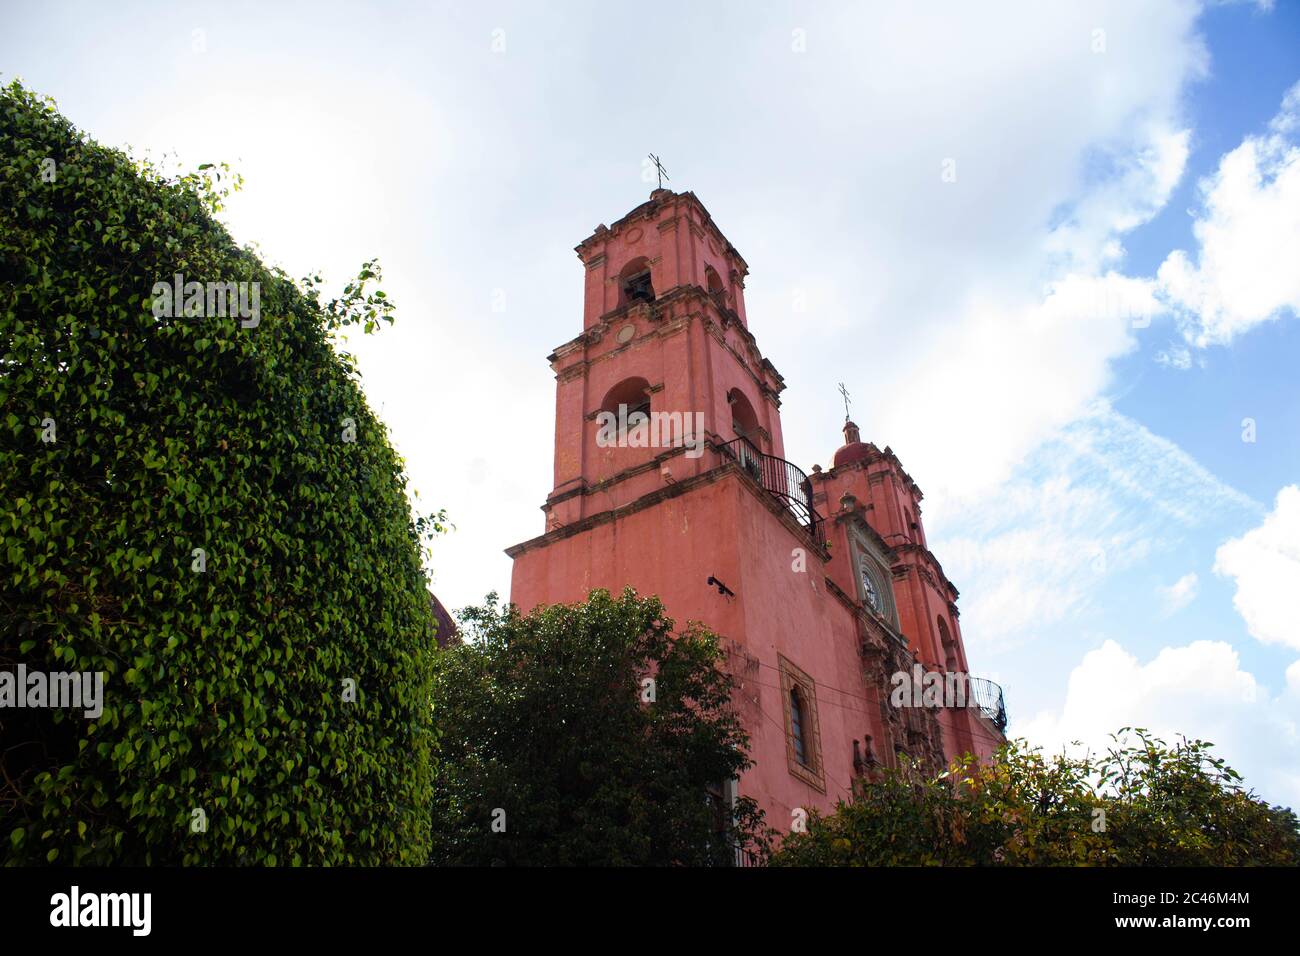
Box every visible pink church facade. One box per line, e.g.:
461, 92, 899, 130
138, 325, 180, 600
506, 189, 1006, 840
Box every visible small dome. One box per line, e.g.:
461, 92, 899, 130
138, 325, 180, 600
833, 442, 872, 468
833, 420, 871, 468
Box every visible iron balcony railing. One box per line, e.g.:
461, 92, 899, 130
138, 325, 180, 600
734, 844, 762, 867
718, 436, 826, 548
968, 677, 1007, 733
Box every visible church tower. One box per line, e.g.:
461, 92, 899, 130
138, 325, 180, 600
507, 189, 1005, 840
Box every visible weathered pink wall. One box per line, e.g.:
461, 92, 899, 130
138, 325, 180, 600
511, 465, 881, 826
508, 189, 1004, 844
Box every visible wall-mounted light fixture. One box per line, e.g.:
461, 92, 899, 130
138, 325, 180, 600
706, 575, 735, 598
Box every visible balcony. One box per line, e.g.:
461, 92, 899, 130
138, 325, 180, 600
968, 677, 1007, 733
718, 436, 826, 548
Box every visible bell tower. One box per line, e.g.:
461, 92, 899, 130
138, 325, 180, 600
541, 188, 788, 532
507, 189, 1006, 839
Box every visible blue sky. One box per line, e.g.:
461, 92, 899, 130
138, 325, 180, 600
3, 0, 1298, 805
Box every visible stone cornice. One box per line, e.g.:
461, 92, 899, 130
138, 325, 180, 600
549, 287, 783, 400
574, 189, 750, 279
824, 576, 911, 653
833, 505, 896, 562
507, 447, 827, 560
892, 542, 960, 600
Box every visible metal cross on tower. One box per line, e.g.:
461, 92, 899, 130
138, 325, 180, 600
648, 153, 670, 189
838, 382, 852, 421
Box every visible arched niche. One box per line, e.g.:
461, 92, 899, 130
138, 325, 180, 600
618, 257, 655, 307
601, 376, 651, 418
937, 617, 960, 673
727, 388, 760, 448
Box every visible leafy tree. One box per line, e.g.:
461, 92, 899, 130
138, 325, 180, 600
1, 80, 440, 864
771, 729, 1300, 866
428, 588, 770, 866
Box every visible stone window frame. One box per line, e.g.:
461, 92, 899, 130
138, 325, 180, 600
778, 655, 826, 793
850, 524, 899, 628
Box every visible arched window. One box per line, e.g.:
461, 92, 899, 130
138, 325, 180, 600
938, 617, 959, 672
619, 257, 655, 306
860, 563, 883, 615
852, 533, 898, 628
789, 687, 809, 767
601, 376, 651, 420
727, 388, 760, 447
704, 264, 726, 300
780, 656, 825, 790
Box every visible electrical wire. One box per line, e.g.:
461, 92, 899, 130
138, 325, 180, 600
742, 683, 858, 806
746, 656, 1010, 751
737, 670, 1012, 756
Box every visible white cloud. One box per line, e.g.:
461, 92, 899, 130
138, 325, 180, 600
0, 2, 1228, 617
1160, 572, 1200, 614
1214, 485, 1300, 652
1157, 80, 1300, 347
1155, 343, 1194, 369
1046, 125, 1192, 274
936, 402, 1258, 649
854, 272, 1160, 499
1018, 638, 1300, 808
922, 61, 1297, 650
732, 1, 1209, 502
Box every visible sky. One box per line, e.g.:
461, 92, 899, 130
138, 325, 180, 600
3, 0, 1298, 806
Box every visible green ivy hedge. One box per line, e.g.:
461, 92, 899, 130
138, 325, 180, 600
0, 80, 437, 864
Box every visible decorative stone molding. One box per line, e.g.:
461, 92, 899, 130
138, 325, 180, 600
857, 621, 947, 775
778, 655, 826, 793
846, 519, 901, 630
892, 541, 957, 598
556, 363, 588, 385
